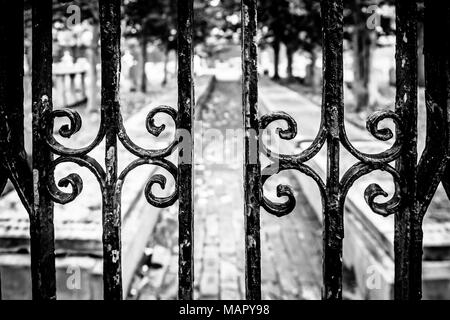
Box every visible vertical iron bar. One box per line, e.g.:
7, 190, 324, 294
242, 0, 261, 300
31, 0, 57, 300
0, 0, 25, 168
394, 0, 418, 300
99, 0, 122, 300
442, 0, 450, 200
0, 0, 34, 212
414, 0, 450, 300
321, 0, 344, 300
177, 0, 195, 300
0, 0, 26, 300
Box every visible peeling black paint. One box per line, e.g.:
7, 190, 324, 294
0, 0, 448, 302
413, 0, 450, 301
0, 0, 34, 301
321, 0, 344, 300
30, 0, 57, 301
394, 0, 418, 301
99, 0, 123, 300
177, 0, 195, 300
242, 0, 261, 300
258, 0, 408, 300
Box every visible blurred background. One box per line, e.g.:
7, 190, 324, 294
1, 0, 449, 300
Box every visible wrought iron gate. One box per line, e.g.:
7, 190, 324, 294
0, 0, 449, 300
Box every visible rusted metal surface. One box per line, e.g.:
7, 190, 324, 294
321, 0, 344, 299
417, 3, 450, 218
0, 1, 33, 214
31, 0, 57, 300
440, 5, 450, 209
394, 0, 417, 300
413, 0, 450, 300
0, 0, 33, 301
242, 0, 261, 300
99, 0, 122, 300
258, 0, 405, 300
0, 0, 449, 302
177, 0, 195, 300
36, 0, 179, 300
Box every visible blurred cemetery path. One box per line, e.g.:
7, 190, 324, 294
128, 80, 326, 300
3, 46, 450, 300
128, 69, 450, 300
4, 0, 450, 301
0, 74, 212, 299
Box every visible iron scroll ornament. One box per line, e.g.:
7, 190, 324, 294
39, 95, 179, 209
259, 109, 405, 219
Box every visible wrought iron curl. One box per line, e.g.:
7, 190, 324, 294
46, 155, 106, 205
42, 97, 106, 157
258, 108, 404, 219
259, 112, 296, 160
337, 109, 404, 217
116, 158, 178, 208
115, 105, 179, 208
117, 105, 178, 159
261, 160, 326, 217
259, 112, 326, 217
340, 162, 403, 217
340, 109, 404, 164
259, 111, 327, 163
40, 95, 106, 205
43, 95, 180, 207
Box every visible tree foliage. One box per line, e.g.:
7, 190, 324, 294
124, 0, 176, 49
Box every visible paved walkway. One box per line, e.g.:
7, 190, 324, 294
127, 76, 450, 300
130, 81, 323, 300
258, 77, 450, 299
0, 77, 212, 299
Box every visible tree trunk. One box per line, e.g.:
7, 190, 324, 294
352, 4, 376, 113
174, 49, 178, 74
305, 47, 318, 90
162, 45, 170, 87
25, 43, 32, 76
140, 35, 148, 93
272, 39, 281, 80
417, 21, 425, 87
286, 45, 294, 80
87, 26, 100, 113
